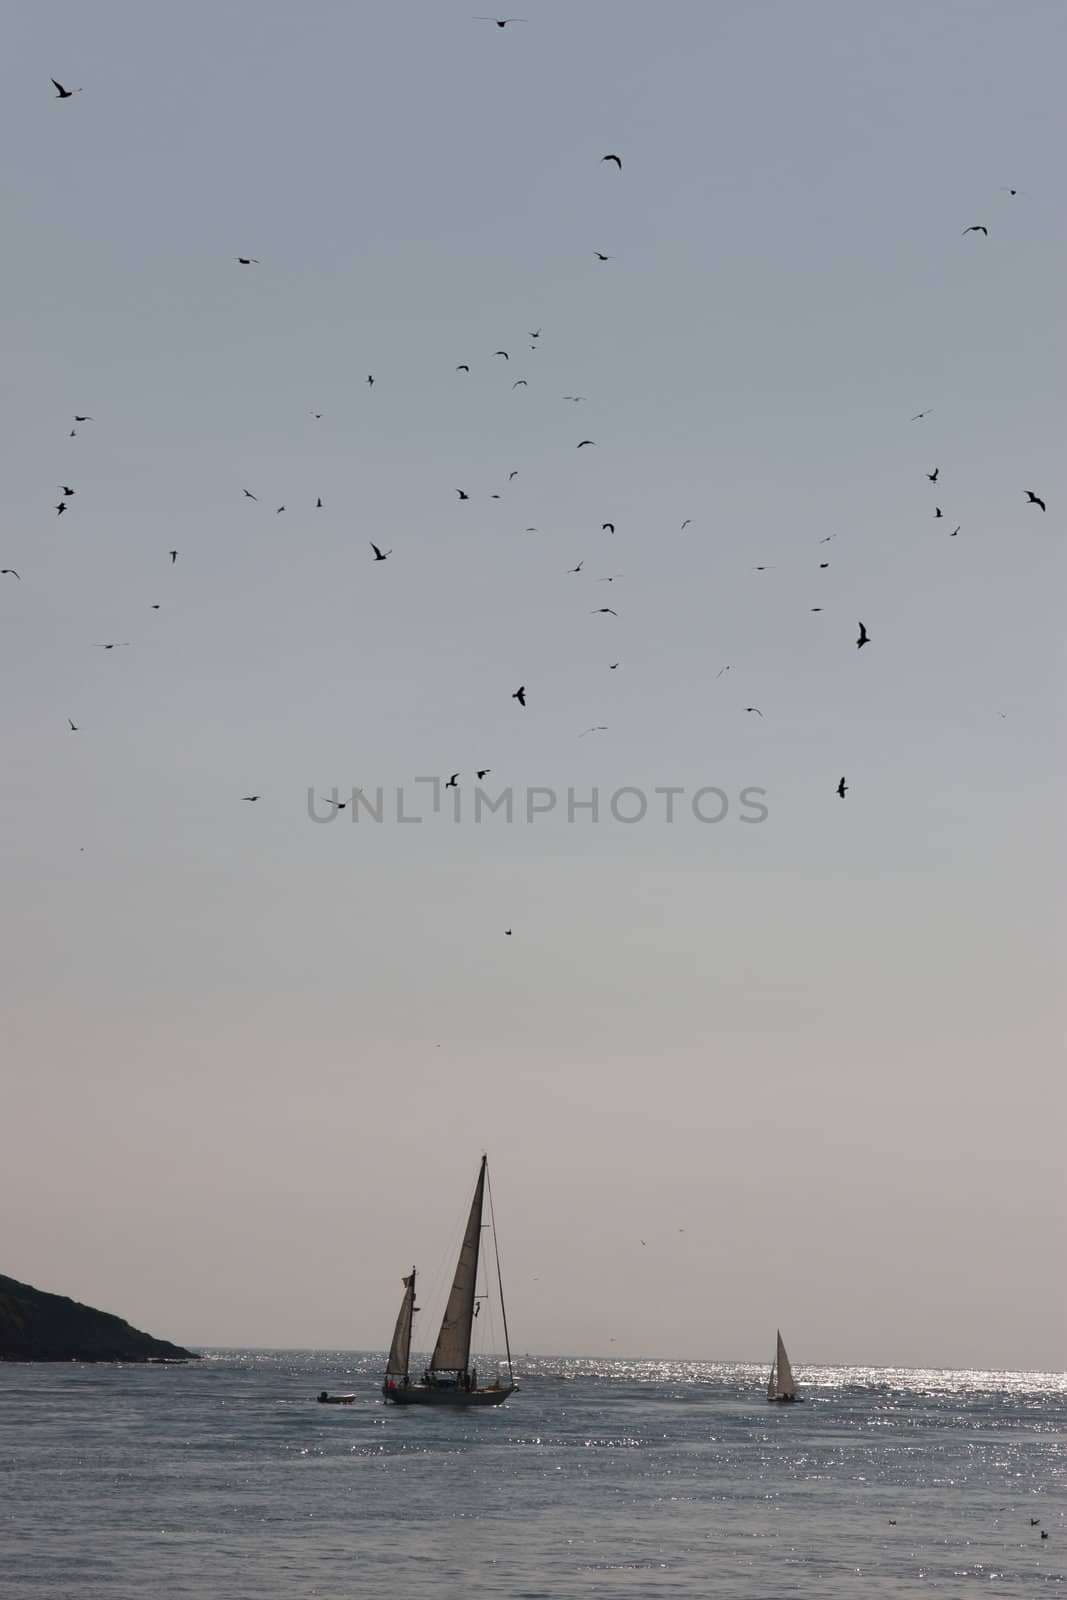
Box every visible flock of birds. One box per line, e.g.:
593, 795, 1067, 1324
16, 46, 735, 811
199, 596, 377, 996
23, 40, 1052, 897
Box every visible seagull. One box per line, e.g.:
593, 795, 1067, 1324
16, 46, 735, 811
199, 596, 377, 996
370, 543, 392, 561
580, 726, 608, 737
68, 718, 78, 731
243, 489, 257, 500
563, 396, 586, 403
597, 574, 623, 583
242, 795, 260, 802
753, 565, 775, 571
494, 350, 509, 360
608, 662, 619, 670
602, 522, 615, 533
744, 707, 764, 718
508, 470, 519, 480
445, 773, 460, 788
476, 769, 491, 779
819, 534, 837, 543
73, 415, 93, 422
1041, 1532, 1048, 1540
529, 329, 541, 339
857, 622, 870, 649
837, 777, 848, 798
567, 561, 584, 573
577, 440, 596, 448
1025, 490, 1046, 511
54, 502, 67, 515
504, 928, 512, 936
456, 489, 470, 500
512, 685, 526, 707
1031, 1520, 1041, 1528
601, 154, 622, 169
681, 519, 691, 530
456, 364, 470, 372
961, 225, 988, 236
309, 410, 322, 419
1, 569, 20, 580
316, 498, 323, 508
512, 379, 528, 388
716, 665, 732, 678
927, 468, 939, 482
934, 507, 943, 519
810, 607, 823, 612
950, 525, 960, 537
52, 79, 81, 98
93, 642, 130, 649
367, 375, 374, 386
593, 252, 614, 262
58, 485, 75, 497
169, 550, 178, 564
590, 608, 618, 616
819, 562, 830, 569
911, 409, 934, 421
474, 16, 526, 26
236, 257, 259, 264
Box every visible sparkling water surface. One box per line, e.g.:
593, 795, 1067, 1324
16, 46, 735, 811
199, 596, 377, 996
2, 1352, 1063, 1598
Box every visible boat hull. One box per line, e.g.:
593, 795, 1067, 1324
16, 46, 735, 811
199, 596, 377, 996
383, 1384, 515, 1408
767, 1395, 805, 1404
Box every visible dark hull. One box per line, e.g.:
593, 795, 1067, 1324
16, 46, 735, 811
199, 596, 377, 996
383, 1384, 515, 1408
768, 1395, 805, 1403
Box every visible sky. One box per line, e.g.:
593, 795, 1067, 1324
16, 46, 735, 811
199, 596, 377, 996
1, 1, 1063, 1372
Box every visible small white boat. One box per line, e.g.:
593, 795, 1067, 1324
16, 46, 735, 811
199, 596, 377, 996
316, 1391, 356, 1405
382, 1155, 517, 1408
766, 1329, 804, 1403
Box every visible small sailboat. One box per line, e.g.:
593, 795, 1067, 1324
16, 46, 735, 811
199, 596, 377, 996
766, 1329, 804, 1403
382, 1155, 517, 1408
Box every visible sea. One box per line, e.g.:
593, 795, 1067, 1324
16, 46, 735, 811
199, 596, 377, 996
2, 1352, 1063, 1599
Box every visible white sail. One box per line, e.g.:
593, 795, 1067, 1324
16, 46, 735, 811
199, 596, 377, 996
386, 1273, 415, 1376
775, 1330, 796, 1398
429, 1157, 486, 1372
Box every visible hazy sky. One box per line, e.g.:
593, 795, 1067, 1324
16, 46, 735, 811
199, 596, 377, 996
2, 1, 1063, 1371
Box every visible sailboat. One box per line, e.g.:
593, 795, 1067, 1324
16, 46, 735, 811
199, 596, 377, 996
382, 1155, 517, 1408
766, 1329, 804, 1403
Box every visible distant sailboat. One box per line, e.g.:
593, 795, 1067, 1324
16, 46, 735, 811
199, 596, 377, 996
382, 1155, 517, 1407
766, 1329, 803, 1403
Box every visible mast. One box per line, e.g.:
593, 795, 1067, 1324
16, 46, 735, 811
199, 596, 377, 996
429, 1156, 486, 1373
485, 1158, 513, 1382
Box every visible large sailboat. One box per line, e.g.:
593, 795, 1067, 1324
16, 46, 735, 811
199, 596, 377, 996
766, 1329, 804, 1403
382, 1155, 517, 1408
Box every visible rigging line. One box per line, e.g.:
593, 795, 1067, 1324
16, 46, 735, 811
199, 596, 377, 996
485, 1159, 513, 1381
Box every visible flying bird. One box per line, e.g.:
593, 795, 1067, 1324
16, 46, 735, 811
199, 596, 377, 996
563, 396, 586, 403
579, 726, 608, 737
494, 350, 509, 360
309, 410, 322, 419
169, 550, 178, 564
927, 468, 939, 482
1031, 1520, 1041, 1527
512, 379, 527, 388
276, 506, 285, 514
316, 498, 323, 508
93, 642, 130, 649
567, 561, 584, 573
744, 707, 764, 718
961, 225, 988, 236
445, 774, 460, 788
242, 795, 260, 802
856, 622, 870, 649
529, 329, 541, 339
934, 507, 943, 519
576, 440, 596, 448
73, 416, 93, 422
51, 79, 80, 98
366, 375, 374, 386
601, 154, 622, 169
819, 534, 837, 543
54, 502, 67, 515
370, 543, 392, 561
819, 562, 830, 569
608, 662, 619, 670
236, 257, 259, 265
590, 608, 618, 616
512, 685, 526, 707
681, 519, 691, 530
456, 364, 470, 372
911, 409, 933, 421
68, 718, 78, 731
1024, 490, 1046, 511
504, 928, 512, 936
476, 769, 491, 779
602, 522, 615, 533
508, 471, 519, 480
1, 569, 21, 580
58, 485, 75, 497
243, 489, 257, 500
753, 565, 775, 571
716, 665, 732, 678
593, 252, 614, 262
950, 525, 960, 537
836, 777, 848, 798
474, 16, 526, 25
456, 489, 470, 500
597, 574, 622, 583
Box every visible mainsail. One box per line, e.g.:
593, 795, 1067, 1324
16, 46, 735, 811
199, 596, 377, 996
429, 1156, 486, 1372
775, 1330, 795, 1399
386, 1272, 416, 1376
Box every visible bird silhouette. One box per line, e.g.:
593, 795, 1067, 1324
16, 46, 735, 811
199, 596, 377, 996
681, 519, 692, 530
370, 543, 392, 561
927, 468, 939, 482
744, 707, 764, 718
58, 485, 75, 497
590, 608, 618, 616
593, 252, 615, 262
275, 505, 285, 514
934, 507, 943, 519
316, 498, 323, 508
609, 662, 619, 670
529, 329, 541, 339
445, 774, 460, 788
169, 550, 178, 564
567, 562, 584, 574
950, 525, 960, 537
961, 225, 988, 236
601, 154, 622, 169
52, 79, 80, 98
597, 574, 622, 583
504, 928, 512, 936
512, 379, 528, 388
1041, 1532, 1049, 1540
508, 470, 519, 480
475, 16, 526, 25
512, 685, 526, 707
68, 718, 78, 731
819, 562, 830, 569
456, 489, 470, 500
1, 569, 20, 580
837, 777, 848, 798
602, 522, 615, 533
857, 622, 870, 649
309, 410, 322, 419
911, 409, 933, 421
242, 795, 260, 802
93, 642, 130, 649
236, 257, 259, 264
1025, 490, 1046, 511
563, 396, 586, 403
54, 502, 67, 516
73, 415, 93, 423
476, 769, 491, 780
753, 565, 775, 572
1031, 1520, 1041, 1527
456, 364, 470, 372
577, 440, 596, 448
243, 489, 257, 500
494, 350, 509, 360
579, 726, 608, 737
367, 375, 374, 386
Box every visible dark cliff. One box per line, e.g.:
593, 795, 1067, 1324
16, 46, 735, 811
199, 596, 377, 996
0, 1274, 199, 1362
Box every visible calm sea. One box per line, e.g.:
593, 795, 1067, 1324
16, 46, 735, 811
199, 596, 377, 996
2, 1351, 1063, 1598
